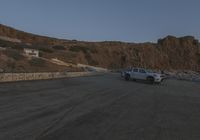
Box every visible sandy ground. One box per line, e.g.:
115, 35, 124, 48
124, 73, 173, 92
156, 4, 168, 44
0, 73, 200, 140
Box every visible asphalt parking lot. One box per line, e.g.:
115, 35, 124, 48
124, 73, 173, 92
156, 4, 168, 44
0, 73, 200, 140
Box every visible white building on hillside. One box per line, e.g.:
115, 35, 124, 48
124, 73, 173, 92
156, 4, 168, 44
24, 48, 39, 57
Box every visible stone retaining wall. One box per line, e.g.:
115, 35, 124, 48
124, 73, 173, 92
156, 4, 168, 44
0, 72, 94, 83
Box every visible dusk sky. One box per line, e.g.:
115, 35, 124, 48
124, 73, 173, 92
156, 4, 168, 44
0, 0, 200, 42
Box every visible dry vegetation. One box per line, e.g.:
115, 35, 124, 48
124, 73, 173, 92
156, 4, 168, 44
0, 24, 200, 72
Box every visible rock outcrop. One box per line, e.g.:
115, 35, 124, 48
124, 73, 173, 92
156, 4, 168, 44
0, 24, 200, 72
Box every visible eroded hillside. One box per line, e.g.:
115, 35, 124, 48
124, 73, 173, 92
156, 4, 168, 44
0, 24, 200, 72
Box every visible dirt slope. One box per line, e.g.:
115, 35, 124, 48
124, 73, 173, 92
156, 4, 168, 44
0, 24, 200, 72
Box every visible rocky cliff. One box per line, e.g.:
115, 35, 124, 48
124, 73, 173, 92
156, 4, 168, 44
0, 24, 200, 72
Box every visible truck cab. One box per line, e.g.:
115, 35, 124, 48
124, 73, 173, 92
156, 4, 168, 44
125, 68, 162, 83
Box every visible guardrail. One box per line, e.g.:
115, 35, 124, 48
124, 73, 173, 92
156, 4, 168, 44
0, 72, 94, 83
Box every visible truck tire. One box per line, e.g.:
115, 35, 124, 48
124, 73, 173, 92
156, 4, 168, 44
147, 76, 154, 84
125, 74, 130, 81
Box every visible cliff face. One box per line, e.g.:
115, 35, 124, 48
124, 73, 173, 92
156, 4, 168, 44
157, 36, 200, 70
0, 24, 200, 71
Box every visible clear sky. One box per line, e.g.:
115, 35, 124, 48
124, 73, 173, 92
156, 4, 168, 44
0, 0, 200, 42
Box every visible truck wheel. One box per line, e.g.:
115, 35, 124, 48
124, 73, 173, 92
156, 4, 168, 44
125, 74, 130, 81
147, 76, 154, 84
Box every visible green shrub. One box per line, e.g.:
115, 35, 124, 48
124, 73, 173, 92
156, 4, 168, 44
52, 45, 66, 50
6, 61, 16, 71
0, 39, 24, 50
11, 45, 23, 50
38, 47, 53, 53
29, 58, 46, 67
69, 46, 87, 53
69, 45, 97, 53
0, 39, 15, 48
3, 49, 24, 60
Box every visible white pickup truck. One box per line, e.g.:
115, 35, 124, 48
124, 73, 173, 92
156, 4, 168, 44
124, 68, 163, 83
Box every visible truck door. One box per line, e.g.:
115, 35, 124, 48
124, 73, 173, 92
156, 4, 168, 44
131, 68, 139, 79
138, 69, 147, 80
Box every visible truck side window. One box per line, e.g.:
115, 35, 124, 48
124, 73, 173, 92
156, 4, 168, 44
139, 69, 146, 73
133, 69, 138, 72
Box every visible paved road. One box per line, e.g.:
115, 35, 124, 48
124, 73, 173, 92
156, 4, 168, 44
0, 73, 200, 140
